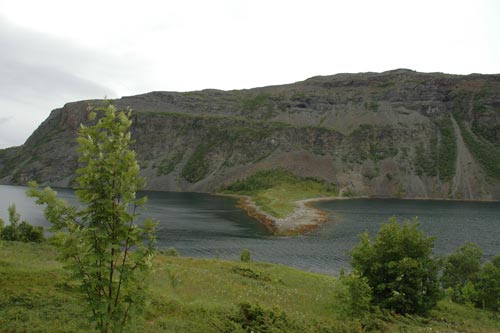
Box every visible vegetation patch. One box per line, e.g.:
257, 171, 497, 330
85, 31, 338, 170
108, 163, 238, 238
181, 143, 213, 183
1, 242, 500, 332
435, 117, 457, 181
364, 101, 380, 112
221, 169, 336, 218
414, 139, 438, 177
231, 266, 273, 283
240, 93, 275, 117
0, 147, 21, 179
458, 121, 500, 181
345, 125, 398, 163
472, 122, 500, 147
368, 143, 397, 161
0, 204, 44, 243
157, 151, 184, 176
413, 117, 457, 181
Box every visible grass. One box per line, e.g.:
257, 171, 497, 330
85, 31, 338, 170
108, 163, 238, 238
156, 151, 184, 176
1, 241, 499, 332
221, 169, 337, 218
413, 117, 457, 181
436, 117, 457, 181
459, 121, 500, 181
252, 183, 333, 218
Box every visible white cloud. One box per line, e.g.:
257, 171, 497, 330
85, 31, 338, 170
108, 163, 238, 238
0, 0, 498, 148
0, 18, 117, 147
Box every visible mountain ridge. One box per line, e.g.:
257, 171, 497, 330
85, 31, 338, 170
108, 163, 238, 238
1, 69, 500, 200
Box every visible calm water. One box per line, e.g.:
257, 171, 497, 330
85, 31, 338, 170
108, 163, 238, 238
1, 185, 499, 275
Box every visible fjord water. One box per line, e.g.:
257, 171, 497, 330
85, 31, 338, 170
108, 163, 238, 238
1, 185, 499, 275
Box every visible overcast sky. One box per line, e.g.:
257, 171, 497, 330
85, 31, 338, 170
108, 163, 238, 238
0, 0, 499, 148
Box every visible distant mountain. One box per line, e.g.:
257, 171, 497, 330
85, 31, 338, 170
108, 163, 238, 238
1, 69, 500, 200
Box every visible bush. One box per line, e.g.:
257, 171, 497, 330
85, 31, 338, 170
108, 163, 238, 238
350, 217, 441, 314
339, 272, 372, 320
221, 302, 306, 333
473, 255, 500, 312
0, 204, 44, 243
441, 242, 482, 302
164, 247, 180, 257
240, 249, 251, 262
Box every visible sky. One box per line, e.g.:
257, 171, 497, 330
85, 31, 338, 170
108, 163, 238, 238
0, 0, 499, 148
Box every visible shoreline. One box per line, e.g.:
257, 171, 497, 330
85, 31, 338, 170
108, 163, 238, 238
217, 193, 367, 236
215, 193, 500, 236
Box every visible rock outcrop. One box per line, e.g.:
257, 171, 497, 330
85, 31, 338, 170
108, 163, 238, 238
1, 69, 500, 200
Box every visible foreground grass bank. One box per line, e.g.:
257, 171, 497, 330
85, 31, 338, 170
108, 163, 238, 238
1, 242, 499, 332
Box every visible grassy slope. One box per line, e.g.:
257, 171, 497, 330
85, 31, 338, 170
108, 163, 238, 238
0, 242, 499, 332
221, 169, 337, 218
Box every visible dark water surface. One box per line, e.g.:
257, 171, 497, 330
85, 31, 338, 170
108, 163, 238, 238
1, 185, 499, 275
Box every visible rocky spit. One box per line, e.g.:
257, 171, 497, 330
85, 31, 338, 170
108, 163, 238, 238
230, 194, 333, 235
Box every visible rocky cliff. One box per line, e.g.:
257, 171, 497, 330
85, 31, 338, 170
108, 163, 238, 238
1, 69, 500, 200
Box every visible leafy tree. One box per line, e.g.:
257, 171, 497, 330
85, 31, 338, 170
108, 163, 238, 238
473, 255, 500, 312
2, 204, 21, 241
441, 242, 482, 302
339, 272, 372, 320
350, 217, 441, 314
1, 204, 44, 242
28, 103, 156, 332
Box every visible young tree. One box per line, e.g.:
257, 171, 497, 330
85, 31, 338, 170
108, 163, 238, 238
474, 255, 500, 312
350, 217, 441, 314
441, 242, 482, 302
339, 272, 372, 320
28, 103, 156, 332
1, 204, 21, 241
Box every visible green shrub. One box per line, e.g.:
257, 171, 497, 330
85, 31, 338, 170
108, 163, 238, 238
441, 242, 482, 302
17, 221, 45, 243
350, 217, 441, 315
164, 247, 180, 257
339, 272, 372, 320
225, 302, 302, 333
472, 255, 500, 312
0, 204, 44, 243
240, 249, 251, 263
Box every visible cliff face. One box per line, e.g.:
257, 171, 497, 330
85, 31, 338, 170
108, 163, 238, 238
1, 69, 500, 200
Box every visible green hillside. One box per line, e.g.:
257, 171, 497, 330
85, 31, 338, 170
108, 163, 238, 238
1, 241, 498, 332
